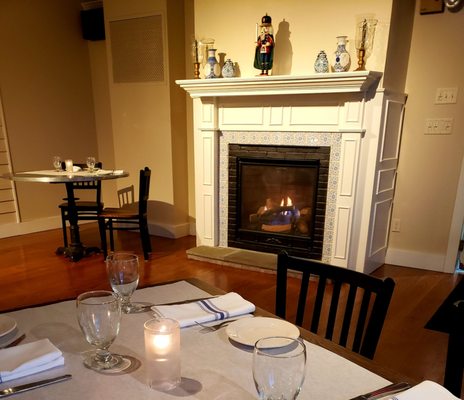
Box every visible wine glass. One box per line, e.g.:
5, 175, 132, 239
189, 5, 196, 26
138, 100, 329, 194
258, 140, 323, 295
76, 290, 123, 371
53, 156, 62, 171
86, 156, 96, 172
106, 252, 141, 313
253, 337, 307, 400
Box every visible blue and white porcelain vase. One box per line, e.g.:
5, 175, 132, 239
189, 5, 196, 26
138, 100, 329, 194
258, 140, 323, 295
332, 36, 351, 72
314, 50, 329, 73
221, 59, 236, 78
204, 48, 221, 79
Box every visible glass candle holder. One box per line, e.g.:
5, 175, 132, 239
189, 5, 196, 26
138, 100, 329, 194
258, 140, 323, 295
144, 318, 181, 391
65, 159, 73, 173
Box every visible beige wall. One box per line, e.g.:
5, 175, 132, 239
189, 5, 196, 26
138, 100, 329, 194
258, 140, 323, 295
388, 3, 464, 270
194, 0, 393, 77
103, 0, 190, 235
0, 0, 98, 221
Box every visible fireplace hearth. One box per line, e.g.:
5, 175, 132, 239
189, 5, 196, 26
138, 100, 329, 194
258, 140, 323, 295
228, 144, 329, 258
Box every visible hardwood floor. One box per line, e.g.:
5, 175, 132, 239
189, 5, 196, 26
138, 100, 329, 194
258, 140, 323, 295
0, 223, 461, 393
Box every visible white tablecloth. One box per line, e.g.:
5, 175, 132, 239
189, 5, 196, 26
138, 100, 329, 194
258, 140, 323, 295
0, 281, 391, 399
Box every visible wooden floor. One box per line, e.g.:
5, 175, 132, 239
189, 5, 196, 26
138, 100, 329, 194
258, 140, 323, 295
0, 223, 462, 392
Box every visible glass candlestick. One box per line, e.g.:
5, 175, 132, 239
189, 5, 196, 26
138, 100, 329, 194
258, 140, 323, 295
144, 318, 181, 391
355, 18, 378, 71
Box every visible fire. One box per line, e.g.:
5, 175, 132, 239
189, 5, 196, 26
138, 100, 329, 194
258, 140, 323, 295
280, 196, 293, 206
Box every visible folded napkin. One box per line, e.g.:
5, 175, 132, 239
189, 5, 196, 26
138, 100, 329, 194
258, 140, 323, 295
0, 339, 64, 383
95, 169, 114, 175
392, 380, 459, 400
152, 292, 256, 328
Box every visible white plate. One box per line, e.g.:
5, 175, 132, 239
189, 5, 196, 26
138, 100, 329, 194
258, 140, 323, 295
225, 317, 300, 347
0, 315, 17, 338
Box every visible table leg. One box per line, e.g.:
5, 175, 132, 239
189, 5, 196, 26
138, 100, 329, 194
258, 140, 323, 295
55, 182, 99, 261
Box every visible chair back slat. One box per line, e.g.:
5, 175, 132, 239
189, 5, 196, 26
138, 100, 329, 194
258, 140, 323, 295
311, 276, 327, 333
352, 290, 372, 353
275, 251, 395, 359
138, 167, 151, 216
295, 270, 310, 326
339, 285, 357, 347
326, 280, 342, 341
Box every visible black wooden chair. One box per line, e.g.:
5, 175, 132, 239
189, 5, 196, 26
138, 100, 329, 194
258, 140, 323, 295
59, 162, 103, 247
275, 251, 395, 359
98, 167, 151, 260
443, 299, 464, 397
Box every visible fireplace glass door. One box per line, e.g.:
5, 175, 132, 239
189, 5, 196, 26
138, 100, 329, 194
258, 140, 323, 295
228, 145, 329, 258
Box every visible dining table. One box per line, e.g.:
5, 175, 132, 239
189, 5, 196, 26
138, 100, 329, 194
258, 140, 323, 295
2, 169, 129, 262
0, 278, 415, 400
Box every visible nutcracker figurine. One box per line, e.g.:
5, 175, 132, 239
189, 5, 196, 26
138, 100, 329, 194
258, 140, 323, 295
254, 14, 274, 76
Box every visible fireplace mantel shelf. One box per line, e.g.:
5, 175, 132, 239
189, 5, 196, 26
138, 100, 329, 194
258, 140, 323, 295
176, 71, 382, 98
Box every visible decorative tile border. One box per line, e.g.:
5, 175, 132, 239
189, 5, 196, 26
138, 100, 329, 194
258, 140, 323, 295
218, 130, 341, 263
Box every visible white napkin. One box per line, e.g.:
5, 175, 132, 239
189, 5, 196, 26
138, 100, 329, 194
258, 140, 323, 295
95, 169, 114, 175
0, 339, 64, 383
152, 292, 256, 328
392, 380, 460, 400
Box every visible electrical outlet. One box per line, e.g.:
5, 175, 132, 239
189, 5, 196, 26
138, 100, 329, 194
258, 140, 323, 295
435, 87, 458, 104
424, 118, 453, 134
391, 218, 401, 232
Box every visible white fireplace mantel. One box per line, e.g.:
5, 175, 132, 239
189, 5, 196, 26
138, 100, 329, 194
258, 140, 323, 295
177, 71, 406, 274
176, 71, 382, 98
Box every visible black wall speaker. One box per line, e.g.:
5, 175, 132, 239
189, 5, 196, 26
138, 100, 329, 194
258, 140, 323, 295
80, 7, 105, 41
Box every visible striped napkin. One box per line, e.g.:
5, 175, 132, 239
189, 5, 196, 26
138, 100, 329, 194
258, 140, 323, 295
0, 339, 64, 383
392, 380, 459, 400
151, 292, 256, 328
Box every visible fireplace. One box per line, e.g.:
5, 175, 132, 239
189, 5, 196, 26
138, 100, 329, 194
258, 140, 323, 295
177, 72, 405, 273
228, 144, 329, 258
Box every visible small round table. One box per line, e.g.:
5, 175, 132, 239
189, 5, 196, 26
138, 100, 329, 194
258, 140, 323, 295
4, 169, 129, 261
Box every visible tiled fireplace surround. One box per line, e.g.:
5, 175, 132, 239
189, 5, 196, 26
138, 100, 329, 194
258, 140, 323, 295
178, 72, 405, 273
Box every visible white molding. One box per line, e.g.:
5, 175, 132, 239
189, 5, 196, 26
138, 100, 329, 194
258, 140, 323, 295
0, 216, 62, 238
177, 71, 382, 98
386, 247, 447, 272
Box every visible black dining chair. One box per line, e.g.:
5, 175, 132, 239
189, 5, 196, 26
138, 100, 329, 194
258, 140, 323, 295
59, 162, 103, 247
98, 167, 151, 260
275, 251, 395, 359
443, 299, 464, 397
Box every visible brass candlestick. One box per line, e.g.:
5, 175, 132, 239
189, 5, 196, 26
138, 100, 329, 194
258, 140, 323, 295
355, 48, 367, 71
193, 62, 201, 79
354, 18, 377, 71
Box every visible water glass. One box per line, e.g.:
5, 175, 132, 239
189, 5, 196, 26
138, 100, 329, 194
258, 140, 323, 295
144, 318, 181, 391
86, 156, 96, 172
76, 290, 123, 371
106, 252, 140, 313
53, 156, 62, 171
253, 337, 307, 400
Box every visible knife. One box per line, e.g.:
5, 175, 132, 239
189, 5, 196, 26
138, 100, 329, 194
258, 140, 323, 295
349, 382, 411, 400
0, 374, 72, 398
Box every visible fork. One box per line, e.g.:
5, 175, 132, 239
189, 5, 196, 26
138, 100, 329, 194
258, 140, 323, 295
194, 319, 237, 332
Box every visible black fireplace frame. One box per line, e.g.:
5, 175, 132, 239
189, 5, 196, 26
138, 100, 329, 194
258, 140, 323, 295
227, 144, 329, 259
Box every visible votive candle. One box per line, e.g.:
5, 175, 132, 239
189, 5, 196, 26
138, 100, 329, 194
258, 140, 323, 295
144, 318, 181, 391
65, 159, 73, 172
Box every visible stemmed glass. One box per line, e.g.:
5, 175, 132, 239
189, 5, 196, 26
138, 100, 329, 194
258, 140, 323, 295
253, 336, 307, 400
106, 252, 141, 313
86, 156, 96, 172
53, 156, 62, 171
76, 290, 123, 371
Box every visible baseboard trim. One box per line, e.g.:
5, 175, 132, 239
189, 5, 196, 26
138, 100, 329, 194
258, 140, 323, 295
148, 221, 190, 239
0, 218, 191, 240
385, 248, 447, 272
0, 216, 62, 239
